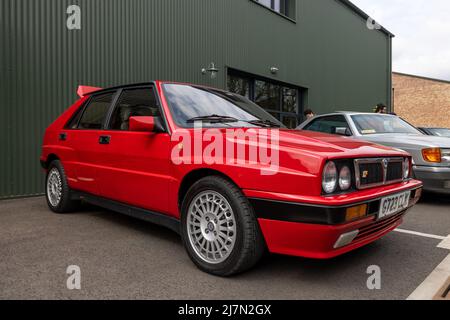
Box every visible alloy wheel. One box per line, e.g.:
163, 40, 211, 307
186, 191, 237, 264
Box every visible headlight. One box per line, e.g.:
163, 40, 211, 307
442, 149, 450, 163
322, 161, 338, 194
422, 148, 441, 163
403, 158, 411, 179
339, 166, 352, 190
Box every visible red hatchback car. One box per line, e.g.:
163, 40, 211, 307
41, 81, 423, 276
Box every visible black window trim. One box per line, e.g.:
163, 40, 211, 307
63, 83, 170, 134
104, 85, 167, 133
250, 0, 296, 23
64, 89, 119, 131
64, 98, 90, 130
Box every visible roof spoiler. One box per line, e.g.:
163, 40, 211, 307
77, 85, 102, 98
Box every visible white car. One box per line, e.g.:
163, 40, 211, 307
298, 112, 450, 194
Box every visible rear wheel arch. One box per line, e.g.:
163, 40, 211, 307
45, 159, 80, 213
44, 154, 60, 169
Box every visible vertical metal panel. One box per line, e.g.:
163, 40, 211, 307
0, 0, 390, 199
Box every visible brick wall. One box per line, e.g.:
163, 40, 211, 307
393, 72, 450, 128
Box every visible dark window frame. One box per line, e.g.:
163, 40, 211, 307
64, 83, 170, 134
64, 90, 119, 131
227, 68, 304, 129
64, 100, 89, 130
250, 0, 296, 23
303, 115, 354, 135
105, 86, 162, 132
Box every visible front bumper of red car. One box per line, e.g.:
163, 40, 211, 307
246, 180, 423, 259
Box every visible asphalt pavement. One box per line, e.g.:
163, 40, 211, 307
0, 193, 449, 300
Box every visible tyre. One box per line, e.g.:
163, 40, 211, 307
45, 160, 80, 213
180, 176, 265, 276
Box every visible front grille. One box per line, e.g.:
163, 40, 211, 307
387, 161, 403, 181
355, 158, 405, 189
354, 211, 405, 241
358, 162, 384, 185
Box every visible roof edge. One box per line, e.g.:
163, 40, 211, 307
393, 72, 450, 85
336, 0, 395, 37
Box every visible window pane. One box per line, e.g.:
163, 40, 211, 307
351, 115, 421, 135
255, 0, 292, 17
254, 80, 280, 111
257, 0, 272, 10
304, 116, 350, 135
109, 88, 160, 131
257, 0, 288, 15
273, 0, 281, 12
66, 105, 85, 129
282, 87, 298, 113
78, 92, 114, 130
164, 84, 283, 128
227, 75, 250, 98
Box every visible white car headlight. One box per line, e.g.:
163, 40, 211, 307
403, 158, 411, 179
322, 161, 338, 194
339, 166, 352, 191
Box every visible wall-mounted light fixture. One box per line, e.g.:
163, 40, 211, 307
202, 62, 219, 79
270, 66, 279, 75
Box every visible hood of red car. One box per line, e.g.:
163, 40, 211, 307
276, 129, 407, 159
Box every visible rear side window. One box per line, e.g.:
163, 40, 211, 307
65, 104, 85, 129
109, 88, 160, 131
78, 92, 115, 130
304, 115, 350, 135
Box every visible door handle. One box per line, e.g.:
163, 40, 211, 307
59, 132, 67, 141
99, 135, 111, 145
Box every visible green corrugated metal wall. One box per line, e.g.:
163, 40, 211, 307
0, 0, 391, 199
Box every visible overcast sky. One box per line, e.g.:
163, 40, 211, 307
351, 0, 450, 81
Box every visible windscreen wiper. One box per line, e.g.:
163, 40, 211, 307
187, 114, 239, 124
246, 119, 281, 128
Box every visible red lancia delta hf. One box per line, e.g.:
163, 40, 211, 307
41, 82, 423, 276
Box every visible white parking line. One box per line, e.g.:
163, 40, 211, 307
438, 236, 450, 250
407, 254, 450, 300
396, 229, 450, 300
394, 228, 447, 240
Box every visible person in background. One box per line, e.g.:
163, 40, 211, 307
375, 103, 388, 114
304, 109, 315, 119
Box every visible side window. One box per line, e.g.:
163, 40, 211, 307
304, 115, 351, 135
78, 92, 115, 130
109, 88, 160, 131
65, 104, 85, 129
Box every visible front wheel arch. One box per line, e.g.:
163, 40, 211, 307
178, 169, 241, 211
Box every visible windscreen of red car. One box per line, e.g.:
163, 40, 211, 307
162, 84, 284, 128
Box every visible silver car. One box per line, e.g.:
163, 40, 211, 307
297, 112, 450, 194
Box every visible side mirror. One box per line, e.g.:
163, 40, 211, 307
129, 116, 156, 132
335, 127, 352, 136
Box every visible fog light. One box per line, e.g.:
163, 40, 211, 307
334, 230, 359, 249
345, 204, 368, 222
